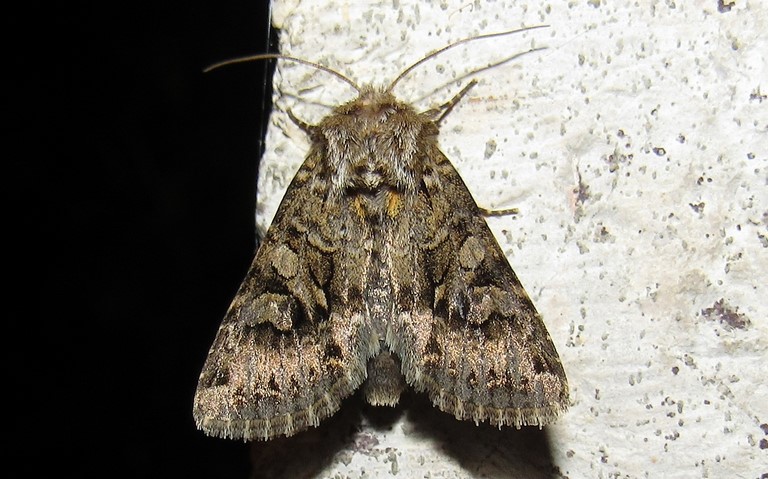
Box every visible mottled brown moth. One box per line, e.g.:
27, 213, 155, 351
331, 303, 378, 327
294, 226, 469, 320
194, 27, 568, 441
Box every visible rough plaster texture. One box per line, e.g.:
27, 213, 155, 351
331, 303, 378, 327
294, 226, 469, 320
249, 1, 767, 477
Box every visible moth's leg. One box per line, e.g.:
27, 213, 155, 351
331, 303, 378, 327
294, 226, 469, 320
427, 80, 519, 216
422, 79, 479, 124
479, 206, 519, 217
287, 109, 314, 134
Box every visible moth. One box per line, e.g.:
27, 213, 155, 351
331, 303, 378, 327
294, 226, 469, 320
194, 27, 568, 441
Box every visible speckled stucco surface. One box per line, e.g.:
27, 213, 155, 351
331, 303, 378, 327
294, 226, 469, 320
250, 1, 767, 477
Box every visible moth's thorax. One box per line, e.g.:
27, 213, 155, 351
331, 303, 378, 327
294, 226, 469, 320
319, 88, 430, 202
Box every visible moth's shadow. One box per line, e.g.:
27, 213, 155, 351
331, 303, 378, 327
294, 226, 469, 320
247, 393, 372, 479
249, 391, 561, 479
402, 392, 562, 478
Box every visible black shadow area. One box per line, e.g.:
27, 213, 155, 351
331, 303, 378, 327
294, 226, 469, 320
243, 389, 563, 479
404, 392, 564, 478
247, 393, 369, 479
18, 2, 276, 478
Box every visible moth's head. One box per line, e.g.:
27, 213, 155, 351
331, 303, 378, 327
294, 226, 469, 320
204, 27, 550, 197
334, 87, 408, 119
328, 86, 421, 122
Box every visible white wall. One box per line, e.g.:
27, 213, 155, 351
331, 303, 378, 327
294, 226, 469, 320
252, 1, 768, 477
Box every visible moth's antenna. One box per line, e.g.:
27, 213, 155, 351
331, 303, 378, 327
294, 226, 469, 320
386, 25, 550, 93
204, 54, 361, 93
